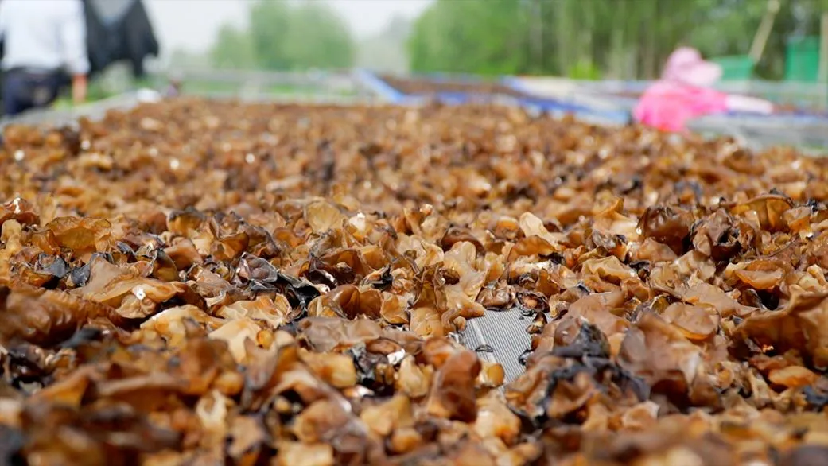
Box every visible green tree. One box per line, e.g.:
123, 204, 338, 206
688, 0, 828, 79
209, 0, 355, 71
408, 0, 531, 76
358, 15, 413, 73
209, 24, 256, 69
247, 0, 293, 70
280, 2, 355, 70
407, 0, 828, 80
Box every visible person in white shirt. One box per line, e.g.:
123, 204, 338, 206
0, 0, 90, 116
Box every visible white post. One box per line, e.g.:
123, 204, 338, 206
820, 13, 828, 110
749, 0, 781, 63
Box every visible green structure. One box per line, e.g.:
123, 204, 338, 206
710, 56, 756, 81
785, 37, 820, 82
708, 37, 822, 83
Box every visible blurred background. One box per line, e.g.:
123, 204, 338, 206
144, 0, 828, 79
154, 0, 828, 79
149, 0, 427, 75
3, 0, 828, 114
32, 0, 827, 98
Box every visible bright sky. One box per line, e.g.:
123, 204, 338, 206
144, 0, 433, 58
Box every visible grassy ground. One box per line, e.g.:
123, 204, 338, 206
181, 80, 358, 97
50, 78, 357, 109
52, 79, 127, 109
50, 80, 355, 111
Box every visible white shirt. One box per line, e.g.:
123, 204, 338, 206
0, 0, 90, 74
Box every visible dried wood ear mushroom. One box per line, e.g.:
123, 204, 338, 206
1, 100, 828, 465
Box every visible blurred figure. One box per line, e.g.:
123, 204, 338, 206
634, 47, 773, 133
0, 0, 90, 117
84, 0, 159, 80
165, 72, 183, 98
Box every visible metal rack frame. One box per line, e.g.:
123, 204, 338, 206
509, 75, 828, 153
0, 69, 383, 130
0, 89, 163, 130
687, 114, 828, 154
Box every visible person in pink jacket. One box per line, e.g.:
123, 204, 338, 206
634, 47, 774, 132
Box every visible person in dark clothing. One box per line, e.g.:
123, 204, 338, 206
83, 0, 159, 79
2, 71, 66, 117
0, 0, 89, 117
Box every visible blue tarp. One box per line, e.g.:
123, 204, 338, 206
356, 70, 632, 125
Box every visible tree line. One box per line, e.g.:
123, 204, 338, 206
407, 0, 828, 80
209, 0, 354, 71
208, 0, 828, 80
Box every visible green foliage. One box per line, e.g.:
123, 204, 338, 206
357, 15, 412, 73
407, 0, 828, 80
280, 2, 354, 70
567, 60, 601, 81
210, 25, 256, 69
408, 0, 530, 76
210, 0, 354, 71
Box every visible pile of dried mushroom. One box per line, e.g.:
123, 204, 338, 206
1, 99, 828, 465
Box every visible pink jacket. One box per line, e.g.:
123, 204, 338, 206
633, 48, 774, 132
633, 81, 729, 133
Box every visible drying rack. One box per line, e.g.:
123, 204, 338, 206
6, 72, 826, 382
687, 113, 828, 154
